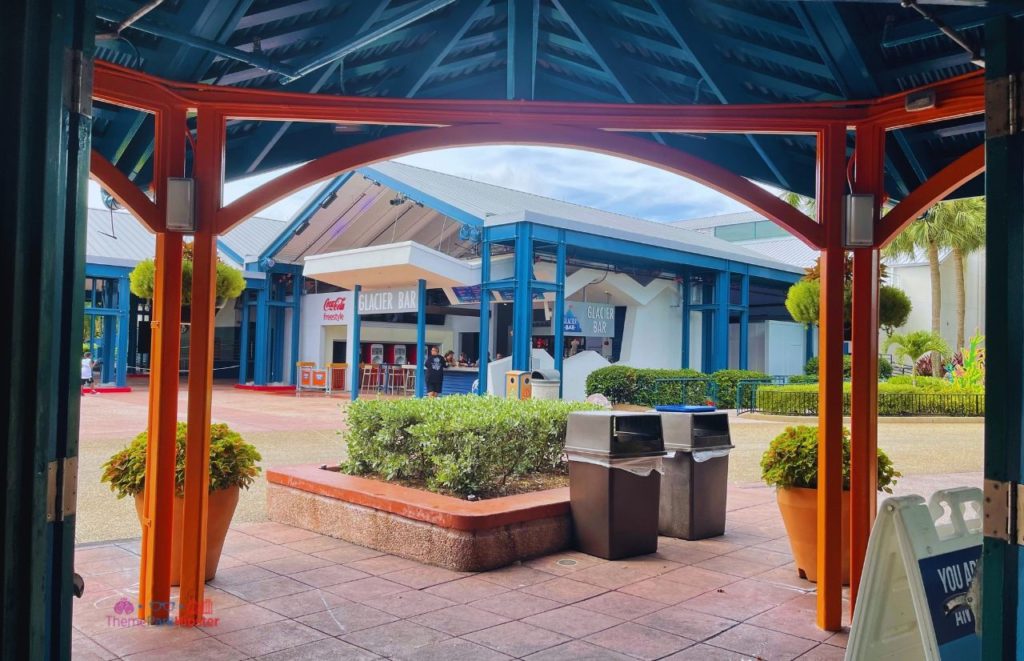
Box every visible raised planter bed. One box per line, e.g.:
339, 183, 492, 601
266, 465, 571, 571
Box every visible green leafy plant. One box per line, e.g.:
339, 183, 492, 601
885, 330, 951, 386
584, 366, 708, 406
804, 355, 892, 380
760, 425, 900, 493
711, 369, 769, 409
946, 331, 985, 390
755, 381, 983, 416
101, 423, 262, 498
129, 242, 245, 305
342, 396, 599, 497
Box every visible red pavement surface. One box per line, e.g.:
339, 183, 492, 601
79, 381, 350, 440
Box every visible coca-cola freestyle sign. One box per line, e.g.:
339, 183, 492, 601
321, 295, 348, 323
309, 294, 354, 327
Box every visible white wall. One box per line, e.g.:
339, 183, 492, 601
764, 320, 807, 376
618, 288, 682, 368
886, 248, 986, 353
562, 351, 610, 401
485, 349, 555, 396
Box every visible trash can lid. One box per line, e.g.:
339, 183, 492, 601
564, 411, 666, 458
531, 369, 560, 380
655, 405, 716, 413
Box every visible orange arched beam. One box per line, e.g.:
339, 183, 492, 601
877, 144, 985, 247
89, 150, 161, 232
92, 61, 188, 113
866, 71, 983, 130
218, 123, 823, 247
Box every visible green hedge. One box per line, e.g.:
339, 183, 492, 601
584, 366, 708, 407
755, 383, 984, 417
711, 369, 769, 409
341, 396, 598, 497
805, 355, 893, 380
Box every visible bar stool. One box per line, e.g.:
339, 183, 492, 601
389, 367, 405, 395
403, 369, 416, 396
359, 364, 377, 391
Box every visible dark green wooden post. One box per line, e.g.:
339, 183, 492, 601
983, 15, 1024, 661
0, 1, 94, 659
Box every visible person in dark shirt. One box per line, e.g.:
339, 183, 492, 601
424, 346, 446, 397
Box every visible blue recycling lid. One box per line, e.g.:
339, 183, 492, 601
654, 405, 717, 413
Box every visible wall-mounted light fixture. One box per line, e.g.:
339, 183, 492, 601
843, 194, 875, 248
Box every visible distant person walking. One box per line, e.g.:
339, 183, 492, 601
81, 351, 97, 394
424, 346, 446, 397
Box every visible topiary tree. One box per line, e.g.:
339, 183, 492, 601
129, 242, 245, 306
785, 279, 820, 326
885, 330, 951, 386
878, 285, 912, 335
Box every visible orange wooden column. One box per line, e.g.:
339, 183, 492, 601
138, 106, 186, 623
816, 123, 847, 631
849, 124, 884, 612
178, 108, 226, 619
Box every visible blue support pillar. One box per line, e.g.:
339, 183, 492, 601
713, 271, 730, 372
350, 285, 362, 400
981, 16, 1024, 660
239, 292, 250, 384
478, 237, 491, 391
254, 286, 270, 385
512, 223, 534, 372
289, 274, 302, 385
101, 288, 115, 385
681, 272, 690, 369
554, 235, 566, 397
416, 278, 426, 397
116, 276, 130, 387
739, 274, 750, 370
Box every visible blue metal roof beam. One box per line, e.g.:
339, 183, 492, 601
259, 172, 354, 266
280, 0, 458, 83
358, 166, 484, 228
235, 0, 336, 31
882, 6, 1024, 48
650, 0, 793, 190
792, 3, 916, 196
507, 0, 539, 100
96, 4, 294, 77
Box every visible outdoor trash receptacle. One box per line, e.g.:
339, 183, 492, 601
658, 411, 733, 540
531, 369, 560, 400
564, 411, 666, 560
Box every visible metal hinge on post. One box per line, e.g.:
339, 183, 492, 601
64, 48, 93, 119
986, 73, 1021, 138
45, 457, 79, 523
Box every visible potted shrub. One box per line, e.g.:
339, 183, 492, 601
101, 422, 261, 584
760, 425, 900, 584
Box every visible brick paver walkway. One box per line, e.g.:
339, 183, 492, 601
72, 483, 851, 660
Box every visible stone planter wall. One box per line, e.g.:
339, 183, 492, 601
266, 465, 571, 571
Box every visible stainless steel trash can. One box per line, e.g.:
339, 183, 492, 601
658, 411, 733, 540
564, 411, 666, 560
531, 369, 561, 400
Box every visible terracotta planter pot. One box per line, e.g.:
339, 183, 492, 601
133, 486, 239, 585
775, 487, 850, 585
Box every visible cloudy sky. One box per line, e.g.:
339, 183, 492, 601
88, 146, 751, 222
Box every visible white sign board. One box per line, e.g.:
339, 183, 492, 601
358, 287, 418, 314
846, 487, 982, 661
303, 291, 352, 326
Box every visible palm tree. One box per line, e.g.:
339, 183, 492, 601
781, 191, 816, 218
883, 204, 960, 371
885, 331, 951, 386
931, 198, 985, 349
